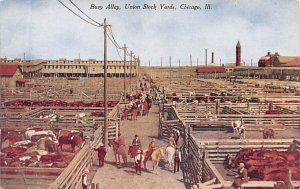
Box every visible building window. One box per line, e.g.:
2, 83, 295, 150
127, 66, 129, 69
93, 68, 95, 71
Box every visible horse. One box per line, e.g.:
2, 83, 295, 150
143, 147, 164, 174
165, 146, 175, 169
263, 128, 274, 139
128, 145, 140, 158
58, 135, 82, 153
108, 139, 127, 166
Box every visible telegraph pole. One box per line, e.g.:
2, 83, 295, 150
169, 56, 171, 85
103, 18, 109, 147
130, 51, 133, 92
123, 44, 127, 103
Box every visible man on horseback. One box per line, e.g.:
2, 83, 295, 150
168, 134, 176, 148
143, 138, 156, 168
132, 134, 141, 147
128, 134, 141, 158
117, 133, 126, 147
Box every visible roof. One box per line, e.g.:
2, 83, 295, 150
196, 66, 226, 73
0, 64, 19, 76
236, 40, 241, 47
275, 56, 300, 67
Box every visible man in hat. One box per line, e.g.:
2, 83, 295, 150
174, 147, 181, 173
134, 149, 144, 175
94, 142, 107, 167
233, 162, 249, 188
82, 169, 89, 189
143, 138, 156, 168
132, 134, 141, 147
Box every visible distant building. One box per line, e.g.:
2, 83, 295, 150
0, 57, 139, 78
0, 64, 22, 87
273, 56, 300, 67
196, 66, 226, 73
258, 52, 300, 67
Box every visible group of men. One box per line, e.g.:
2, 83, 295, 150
83, 130, 182, 187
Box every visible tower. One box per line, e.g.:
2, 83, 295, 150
236, 41, 241, 66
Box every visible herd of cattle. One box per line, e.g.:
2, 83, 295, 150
4, 100, 119, 107
0, 128, 84, 168
227, 149, 300, 182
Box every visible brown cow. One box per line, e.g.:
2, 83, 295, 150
58, 135, 82, 152
263, 128, 274, 139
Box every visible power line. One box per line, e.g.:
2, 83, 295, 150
108, 26, 122, 49
57, 0, 101, 27
107, 32, 123, 60
68, 0, 102, 26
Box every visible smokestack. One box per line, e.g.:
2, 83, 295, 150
211, 52, 214, 63
205, 49, 207, 66
236, 40, 241, 66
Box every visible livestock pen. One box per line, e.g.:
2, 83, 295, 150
0, 103, 121, 189
159, 104, 300, 189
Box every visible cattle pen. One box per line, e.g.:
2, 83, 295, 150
1, 67, 300, 189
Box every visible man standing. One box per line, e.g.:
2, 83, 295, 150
174, 147, 181, 173
81, 169, 89, 189
94, 142, 107, 167
135, 150, 144, 175
233, 163, 249, 188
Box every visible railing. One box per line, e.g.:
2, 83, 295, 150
159, 104, 204, 187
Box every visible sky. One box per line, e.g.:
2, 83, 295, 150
0, 0, 299, 66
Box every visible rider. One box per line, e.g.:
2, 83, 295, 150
132, 134, 141, 147
143, 138, 156, 166
117, 133, 126, 147
168, 133, 176, 148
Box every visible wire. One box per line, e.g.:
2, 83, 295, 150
57, 0, 101, 27
107, 32, 123, 60
68, 0, 102, 26
108, 26, 122, 49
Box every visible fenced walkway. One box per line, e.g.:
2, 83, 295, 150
90, 105, 185, 189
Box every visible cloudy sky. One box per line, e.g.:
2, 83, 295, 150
0, 0, 299, 66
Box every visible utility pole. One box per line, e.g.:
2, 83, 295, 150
205, 48, 208, 66
123, 44, 127, 103
190, 54, 192, 66
169, 56, 171, 85
130, 51, 133, 92
103, 18, 110, 147
179, 59, 182, 79
161, 56, 163, 77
